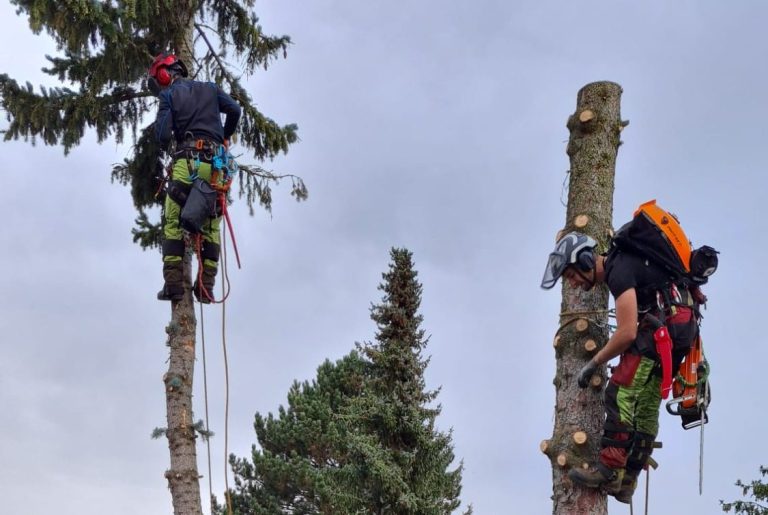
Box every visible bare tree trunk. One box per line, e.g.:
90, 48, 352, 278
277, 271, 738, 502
541, 81, 625, 515
164, 255, 204, 515
163, 14, 204, 514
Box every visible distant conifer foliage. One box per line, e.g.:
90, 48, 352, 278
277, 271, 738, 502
0, 0, 306, 247
223, 248, 471, 514
721, 467, 768, 514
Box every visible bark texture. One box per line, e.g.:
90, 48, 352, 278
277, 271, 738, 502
163, 17, 204, 515
544, 81, 625, 515
164, 255, 203, 515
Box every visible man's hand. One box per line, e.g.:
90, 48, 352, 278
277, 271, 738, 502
577, 359, 599, 388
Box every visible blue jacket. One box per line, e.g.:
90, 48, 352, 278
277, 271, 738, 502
155, 79, 241, 148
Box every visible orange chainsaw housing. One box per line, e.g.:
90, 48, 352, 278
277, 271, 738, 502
671, 335, 705, 408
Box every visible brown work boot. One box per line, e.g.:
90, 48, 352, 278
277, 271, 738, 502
157, 261, 185, 301
193, 265, 218, 303
613, 471, 639, 504
569, 463, 624, 494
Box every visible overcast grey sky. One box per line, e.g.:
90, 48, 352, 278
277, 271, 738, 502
1, 1, 766, 514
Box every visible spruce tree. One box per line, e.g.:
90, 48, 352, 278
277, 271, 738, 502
722, 467, 768, 514
225, 248, 469, 515
352, 247, 466, 515
0, 2, 305, 514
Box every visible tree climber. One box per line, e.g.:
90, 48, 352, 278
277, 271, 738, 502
148, 53, 241, 303
541, 231, 700, 504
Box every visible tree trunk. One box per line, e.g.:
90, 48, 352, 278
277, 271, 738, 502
161, 13, 205, 515
543, 81, 625, 515
164, 255, 204, 515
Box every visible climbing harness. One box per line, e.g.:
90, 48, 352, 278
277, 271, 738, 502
171, 136, 242, 304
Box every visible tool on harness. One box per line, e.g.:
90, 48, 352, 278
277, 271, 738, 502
665, 335, 710, 429
643, 314, 673, 399
665, 335, 710, 494
181, 178, 219, 233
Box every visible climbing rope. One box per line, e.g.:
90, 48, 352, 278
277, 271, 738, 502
195, 233, 234, 304
555, 309, 611, 336
221, 222, 234, 515
199, 301, 215, 514
197, 217, 235, 515
644, 467, 650, 515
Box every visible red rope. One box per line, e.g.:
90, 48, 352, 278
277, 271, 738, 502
219, 193, 241, 269
195, 234, 231, 304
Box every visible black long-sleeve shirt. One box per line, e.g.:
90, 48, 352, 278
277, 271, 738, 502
155, 79, 241, 148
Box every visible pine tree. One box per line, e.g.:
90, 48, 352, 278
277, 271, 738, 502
227, 352, 369, 515
0, 2, 305, 514
722, 467, 768, 514
225, 248, 469, 515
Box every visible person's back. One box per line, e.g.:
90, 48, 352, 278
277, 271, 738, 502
156, 78, 241, 148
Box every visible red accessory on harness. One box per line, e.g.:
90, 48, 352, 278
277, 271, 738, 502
653, 324, 673, 399
645, 314, 673, 399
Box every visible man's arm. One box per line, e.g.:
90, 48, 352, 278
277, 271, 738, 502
217, 89, 241, 139
155, 91, 173, 148
594, 287, 638, 365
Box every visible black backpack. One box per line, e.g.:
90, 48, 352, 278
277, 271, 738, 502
611, 200, 718, 286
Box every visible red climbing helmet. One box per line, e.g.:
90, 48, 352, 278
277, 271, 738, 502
148, 53, 188, 94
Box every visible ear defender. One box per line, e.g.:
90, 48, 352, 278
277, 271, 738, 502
155, 66, 172, 87
577, 248, 595, 272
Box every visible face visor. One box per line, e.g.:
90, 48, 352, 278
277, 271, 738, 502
541, 251, 567, 290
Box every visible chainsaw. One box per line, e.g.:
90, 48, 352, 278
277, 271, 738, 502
665, 335, 710, 494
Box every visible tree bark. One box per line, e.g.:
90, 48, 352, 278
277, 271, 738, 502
545, 81, 624, 515
164, 255, 203, 515
161, 13, 205, 514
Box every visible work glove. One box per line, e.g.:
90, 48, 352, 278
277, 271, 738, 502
577, 359, 599, 388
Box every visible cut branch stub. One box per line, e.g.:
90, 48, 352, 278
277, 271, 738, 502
575, 318, 589, 332
574, 214, 589, 228
572, 431, 588, 445
556, 454, 568, 467
579, 109, 595, 123
590, 375, 603, 388
553, 335, 561, 348
584, 339, 597, 353
540, 439, 550, 454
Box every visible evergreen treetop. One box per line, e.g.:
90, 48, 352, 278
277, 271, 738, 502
1, 0, 306, 246
224, 248, 470, 515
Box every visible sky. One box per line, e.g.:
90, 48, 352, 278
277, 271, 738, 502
1, 1, 766, 514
